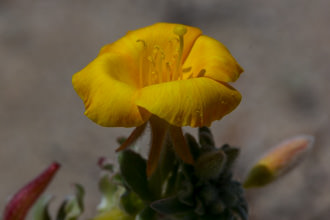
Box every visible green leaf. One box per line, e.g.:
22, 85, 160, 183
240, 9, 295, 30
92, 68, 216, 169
30, 195, 53, 220
120, 190, 144, 215
151, 196, 191, 215
119, 150, 151, 201
56, 184, 85, 220
97, 174, 125, 213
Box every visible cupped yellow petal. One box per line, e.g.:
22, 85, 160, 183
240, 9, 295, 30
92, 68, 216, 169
72, 53, 151, 127
182, 35, 243, 82
100, 23, 202, 63
135, 77, 241, 127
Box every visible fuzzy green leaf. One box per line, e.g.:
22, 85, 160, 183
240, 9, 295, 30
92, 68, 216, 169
185, 133, 201, 160
97, 174, 125, 213
119, 150, 151, 201
194, 150, 227, 180
30, 195, 52, 220
198, 127, 216, 152
56, 184, 85, 220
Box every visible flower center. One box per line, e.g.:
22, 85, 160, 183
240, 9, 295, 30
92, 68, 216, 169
136, 25, 194, 88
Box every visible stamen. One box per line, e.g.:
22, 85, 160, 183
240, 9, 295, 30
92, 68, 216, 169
136, 39, 147, 87
173, 25, 187, 80
148, 55, 156, 85
166, 62, 172, 82
136, 39, 146, 47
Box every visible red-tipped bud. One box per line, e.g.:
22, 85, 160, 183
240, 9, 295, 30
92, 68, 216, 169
3, 162, 60, 220
244, 135, 314, 188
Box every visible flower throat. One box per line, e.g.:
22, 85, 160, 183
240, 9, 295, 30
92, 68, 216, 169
136, 25, 203, 88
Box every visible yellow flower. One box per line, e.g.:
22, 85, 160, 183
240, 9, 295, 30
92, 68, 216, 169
73, 23, 243, 176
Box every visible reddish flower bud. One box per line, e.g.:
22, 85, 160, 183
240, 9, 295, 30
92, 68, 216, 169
3, 162, 60, 220
244, 135, 314, 188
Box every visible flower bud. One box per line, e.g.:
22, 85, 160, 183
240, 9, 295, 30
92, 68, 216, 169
3, 162, 60, 220
244, 135, 314, 188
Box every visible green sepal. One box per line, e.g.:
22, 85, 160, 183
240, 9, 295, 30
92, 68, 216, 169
150, 196, 191, 215
193, 198, 205, 215
231, 206, 248, 220
222, 144, 240, 170
30, 195, 53, 220
198, 184, 219, 206
208, 200, 225, 215
119, 150, 151, 201
177, 181, 194, 206
56, 184, 85, 220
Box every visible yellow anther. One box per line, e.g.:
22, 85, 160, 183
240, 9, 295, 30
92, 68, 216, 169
197, 69, 206, 77
182, 67, 192, 73
136, 39, 146, 48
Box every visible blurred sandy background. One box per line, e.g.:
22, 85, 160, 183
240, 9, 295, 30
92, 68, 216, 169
1, 0, 329, 219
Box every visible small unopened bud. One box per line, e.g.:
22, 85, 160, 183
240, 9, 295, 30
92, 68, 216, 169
3, 162, 60, 220
244, 135, 314, 188
195, 150, 227, 180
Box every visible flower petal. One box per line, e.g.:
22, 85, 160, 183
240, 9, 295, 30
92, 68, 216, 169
72, 54, 151, 127
135, 77, 241, 127
183, 35, 243, 82
99, 23, 202, 63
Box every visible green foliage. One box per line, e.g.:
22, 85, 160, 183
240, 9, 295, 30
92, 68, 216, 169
28, 127, 247, 220
148, 127, 248, 220
97, 173, 125, 213
114, 127, 248, 220
119, 150, 152, 201
30, 195, 53, 220
56, 184, 85, 220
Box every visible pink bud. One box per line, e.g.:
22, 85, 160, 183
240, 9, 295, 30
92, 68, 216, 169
3, 162, 60, 220
259, 135, 314, 175
244, 135, 314, 188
